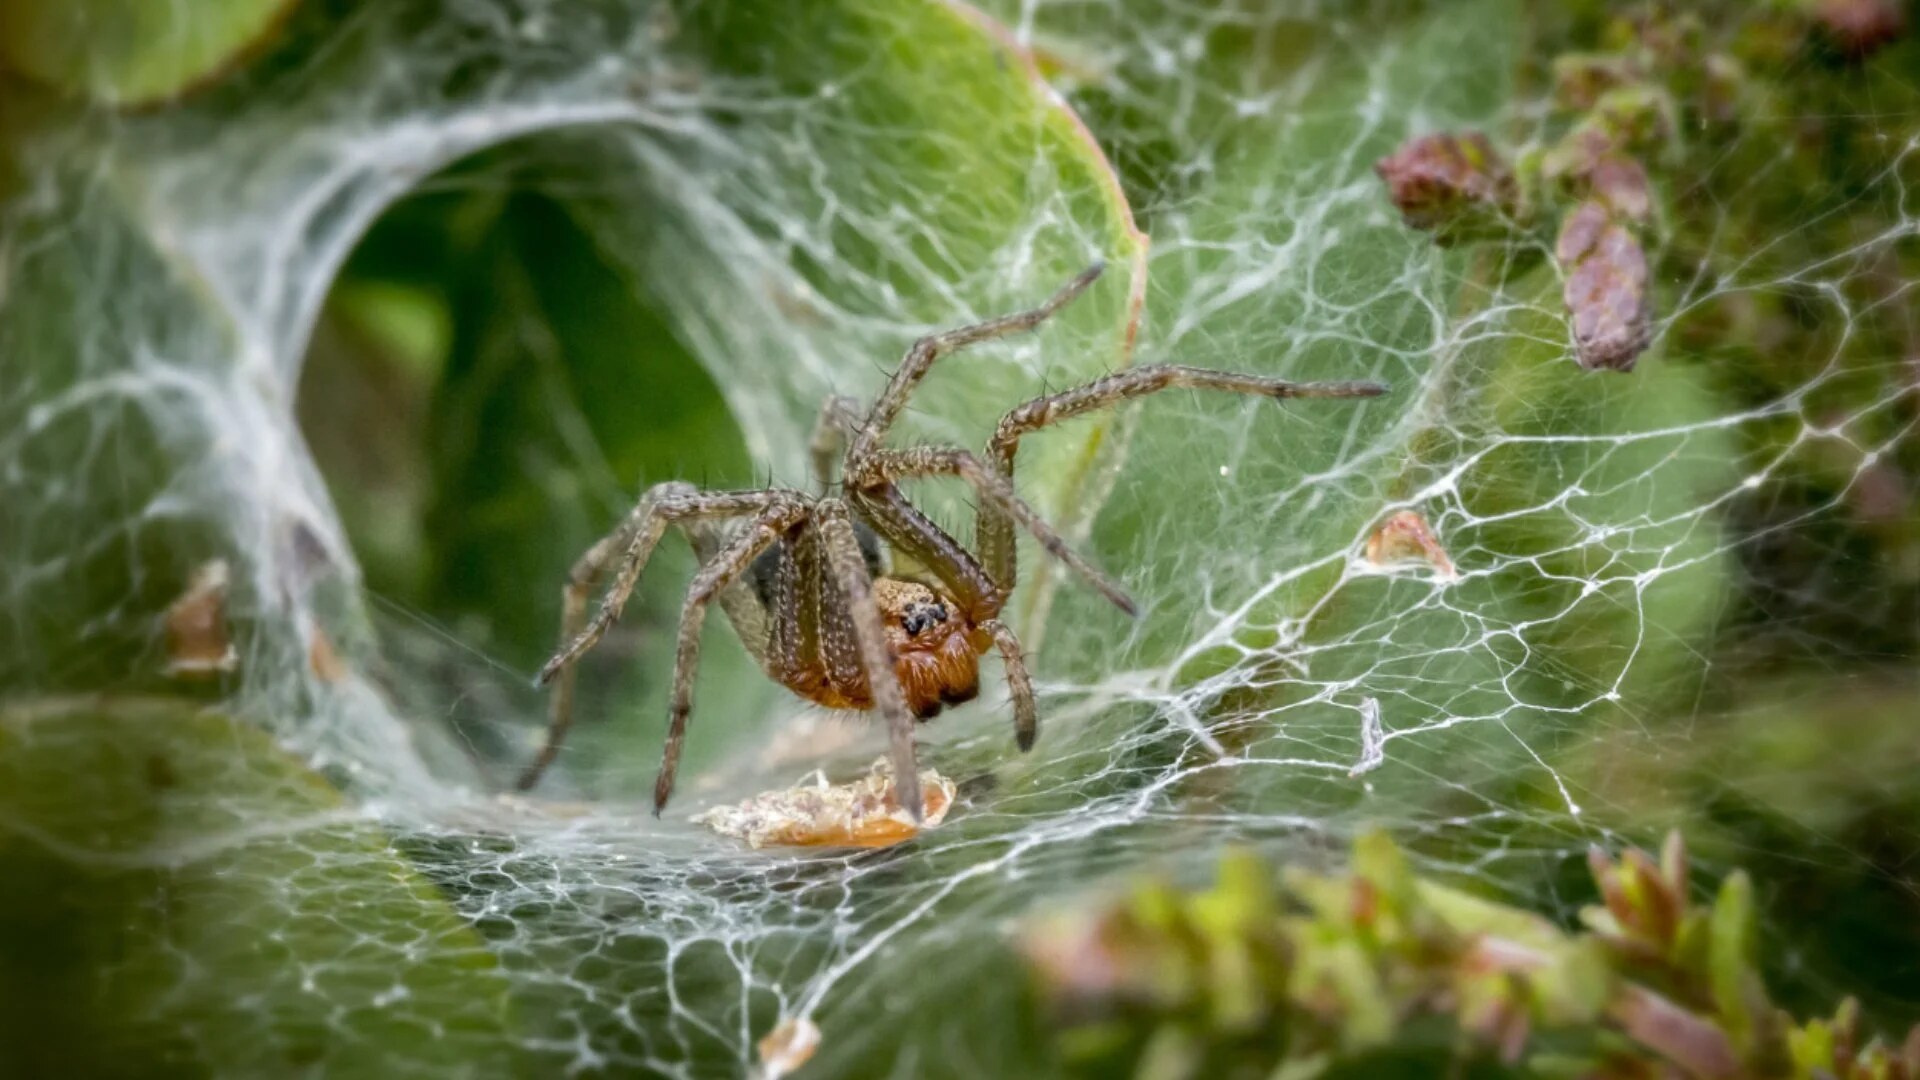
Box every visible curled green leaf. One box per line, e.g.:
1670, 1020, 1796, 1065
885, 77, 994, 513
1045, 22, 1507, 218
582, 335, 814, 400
0, 0, 298, 105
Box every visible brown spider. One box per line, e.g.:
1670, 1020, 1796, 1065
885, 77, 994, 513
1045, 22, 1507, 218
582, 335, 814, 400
516, 263, 1386, 819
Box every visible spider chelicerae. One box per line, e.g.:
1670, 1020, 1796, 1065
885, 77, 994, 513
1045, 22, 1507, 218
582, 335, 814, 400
516, 263, 1386, 819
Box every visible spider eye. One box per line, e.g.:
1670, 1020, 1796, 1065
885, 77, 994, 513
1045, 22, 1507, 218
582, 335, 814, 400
902, 602, 948, 636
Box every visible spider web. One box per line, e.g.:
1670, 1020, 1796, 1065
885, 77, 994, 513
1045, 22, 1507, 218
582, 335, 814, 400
3, 0, 1918, 1075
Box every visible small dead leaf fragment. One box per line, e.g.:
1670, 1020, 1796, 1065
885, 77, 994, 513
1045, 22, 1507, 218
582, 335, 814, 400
163, 560, 236, 678
1557, 201, 1652, 372
1374, 132, 1519, 243
694, 757, 956, 849
1365, 510, 1458, 580
757, 1017, 821, 1079
307, 622, 348, 682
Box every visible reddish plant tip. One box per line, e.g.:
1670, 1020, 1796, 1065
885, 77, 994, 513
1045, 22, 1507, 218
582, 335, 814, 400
1374, 132, 1519, 243
1814, 0, 1907, 60
1586, 156, 1653, 223
1542, 126, 1653, 223
1557, 201, 1653, 372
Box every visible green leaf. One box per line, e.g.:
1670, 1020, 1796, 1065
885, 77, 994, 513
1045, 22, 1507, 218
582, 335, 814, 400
0, 700, 512, 1077
1708, 870, 1763, 1052
0, 0, 297, 105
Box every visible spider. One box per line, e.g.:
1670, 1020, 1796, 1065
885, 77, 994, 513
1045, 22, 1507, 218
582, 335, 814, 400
515, 262, 1386, 819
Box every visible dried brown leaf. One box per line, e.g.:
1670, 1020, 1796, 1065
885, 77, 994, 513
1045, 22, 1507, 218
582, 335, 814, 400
1365, 509, 1458, 580
163, 560, 237, 678
757, 1017, 821, 1079
694, 757, 956, 849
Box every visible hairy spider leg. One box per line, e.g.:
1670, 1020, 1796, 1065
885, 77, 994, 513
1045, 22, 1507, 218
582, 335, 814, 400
519, 483, 801, 792
815, 499, 925, 820
841, 483, 1044, 755
522, 508, 647, 792
807, 394, 863, 492
653, 497, 812, 814
978, 617, 1037, 750
976, 364, 1389, 589
537, 487, 800, 686
844, 484, 1000, 617
847, 261, 1106, 462
849, 446, 1135, 615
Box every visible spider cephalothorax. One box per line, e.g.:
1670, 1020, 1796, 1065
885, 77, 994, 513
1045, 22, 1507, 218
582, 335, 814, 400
766, 573, 982, 718
872, 578, 987, 720
516, 263, 1386, 819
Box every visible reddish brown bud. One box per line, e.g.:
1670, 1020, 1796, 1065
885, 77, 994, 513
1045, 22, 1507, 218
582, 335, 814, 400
1542, 126, 1651, 224
1814, 0, 1907, 60
1557, 201, 1653, 372
1375, 132, 1519, 243
1586, 156, 1653, 222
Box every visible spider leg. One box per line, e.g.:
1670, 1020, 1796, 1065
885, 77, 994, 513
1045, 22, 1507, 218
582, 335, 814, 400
979, 618, 1037, 750
816, 498, 926, 822
976, 365, 1388, 590
808, 394, 863, 492
849, 262, 1105, 460
849, 447, 1136, 616
847, 485, 1002, 619
518, 517, 639, 791
536, 488, 800, 688
518, 484, 800, 792
653, 498, 810, 814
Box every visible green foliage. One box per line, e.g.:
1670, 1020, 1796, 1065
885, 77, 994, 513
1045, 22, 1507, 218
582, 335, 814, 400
0, 699, 512, 1078
2, 0, 1917, 1075
0, 0, 297, 105
1027, 832, 1920, 1080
